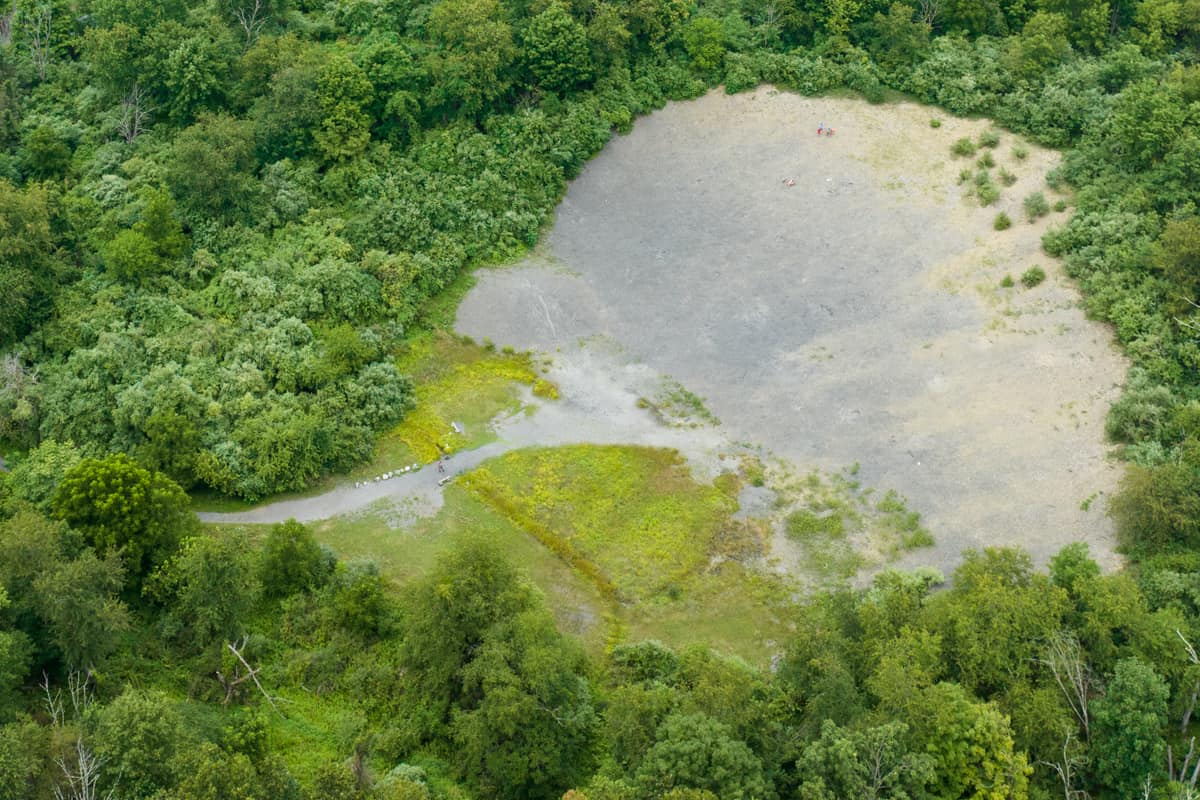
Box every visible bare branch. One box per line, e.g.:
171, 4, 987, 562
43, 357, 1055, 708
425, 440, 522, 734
28, 4, 50, 81
1041, 632, 1093, 740
233, 0, 266, 47
116, 83, 153, 144
218, 637, 283, 716
918, 0, 942, 27
42, 672, 64, 728
0, 2, 16, 48
1038, 729, 1090, 800
1180, 630, 1200, 734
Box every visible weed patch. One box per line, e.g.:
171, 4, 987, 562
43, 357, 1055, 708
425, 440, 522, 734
389, 332, 553, 462
1021, 266, 1046, 287
952, 137, 977, 157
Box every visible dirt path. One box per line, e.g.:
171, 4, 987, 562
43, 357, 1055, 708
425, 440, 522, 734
456, 87, 1128, 574
197, 344, 736, 526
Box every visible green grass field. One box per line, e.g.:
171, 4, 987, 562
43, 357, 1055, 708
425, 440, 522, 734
220, 444, 798, 666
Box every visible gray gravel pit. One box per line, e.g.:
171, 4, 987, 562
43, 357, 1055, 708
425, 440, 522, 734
457, 88, 1129, 575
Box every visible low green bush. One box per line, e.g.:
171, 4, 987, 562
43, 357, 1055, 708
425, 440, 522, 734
979, 129, 1001, 148
994, 212, 1012, 230
977, 152, 996, 168
930, 118, 942, 128
1024, 191, 1050, 221
1021, 265, 1046, 287
999, 167, 1017, 186
1000, 274, 1015, 287
1054, 199, 1068, 212
1012, 144, 1029, 160
951, 137, 977, 156
977, 181, 1001, 206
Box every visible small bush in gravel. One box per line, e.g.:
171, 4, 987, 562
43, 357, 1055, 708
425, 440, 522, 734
1021, 266, 1046, 287
930, 118, 942, 128
1024, 191, 1050, 221
994, 212, 1012, 230
1000, 274, 1015, 288
1054, 199, 1068, 212
952, 137, 977, 156
1012, 144, 1028, 160
999, 167, 1017, 186
977, 182, 1001, 205
957, 168, 972, 184
979, 129, 1001, 148
977, 152, 995, 168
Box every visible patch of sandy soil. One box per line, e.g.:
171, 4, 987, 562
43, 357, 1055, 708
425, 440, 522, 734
456, 86, 1128, 575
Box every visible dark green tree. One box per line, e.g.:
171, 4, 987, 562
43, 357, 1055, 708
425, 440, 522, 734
634, 712, 769, 800
523, 2, 593, 90
0, 180, 55, 346
150, 533, 260, 647
19, 126, 71, 179
167, 112, 260, 223
426, 0, 517, 117
1089, 657, 1169, 798
452, 609, 598, 799
261, 518, 327, 598
33, 550, 129, 670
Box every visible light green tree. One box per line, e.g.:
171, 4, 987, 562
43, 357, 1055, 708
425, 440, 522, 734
92, 689, 192, 799
796, 719, 936, 800
51, 453, 191, 583
682, 17, 726, 72
314, 53, 374, 163
1003, 12, 1072, 79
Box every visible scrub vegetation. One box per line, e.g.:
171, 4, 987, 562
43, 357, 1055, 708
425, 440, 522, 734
1, 0, 1200, 798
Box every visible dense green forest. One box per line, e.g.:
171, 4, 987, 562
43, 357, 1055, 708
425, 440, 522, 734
2, 0, 1200, 797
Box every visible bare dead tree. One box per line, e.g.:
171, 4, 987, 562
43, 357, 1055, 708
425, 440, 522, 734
1042, 632, 1094, 740
0, 352, 40, 446
43, 672, 116, 800
233, 0, 266, 47
0, 2, 16, 47
750, 1, 782, 44
1179, 630, 1200, 733
28, 3, 51, 81
349, 734, 375, 790
917, 0, 942, 27
42, 673, 65, 728
216, 637, 282, 714
1173, 294, 1200, 337
1168, 737, 1200, 791
1039, 730, 1090, 800
53, 737, 118, 800
117, 83, 152, 144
